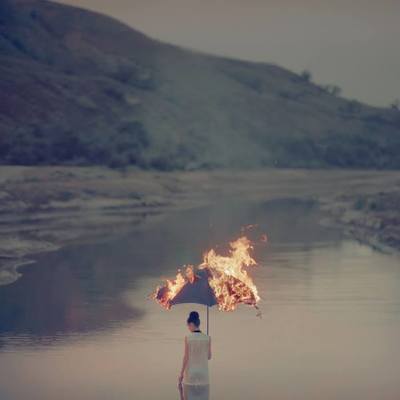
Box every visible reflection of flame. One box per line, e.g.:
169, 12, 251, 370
152, 235, 263, 311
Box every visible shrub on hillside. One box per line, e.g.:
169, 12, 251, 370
0, 121, 149, 167
300, 70, 312, 82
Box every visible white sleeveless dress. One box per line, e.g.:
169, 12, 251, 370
184, 332, 210, 386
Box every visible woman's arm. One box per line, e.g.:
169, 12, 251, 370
208, 336, 212, 360
178, 337, 188, 386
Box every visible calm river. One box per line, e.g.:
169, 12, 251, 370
0, 200, 399, 400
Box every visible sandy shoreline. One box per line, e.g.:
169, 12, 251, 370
1, 166, 399, 286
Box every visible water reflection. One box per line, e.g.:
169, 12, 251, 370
3, 200, 399, 399
0, 199, 332, 345
179, 384, 210, 400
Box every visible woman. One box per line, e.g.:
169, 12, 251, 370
178, 311, 211, 400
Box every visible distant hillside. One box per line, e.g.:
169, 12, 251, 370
1, 0, 400, 169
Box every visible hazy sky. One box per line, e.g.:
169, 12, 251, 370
57, 0, 400, 107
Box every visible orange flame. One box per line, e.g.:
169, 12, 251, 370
200, 236, 260, 311
152, 235, 263, 312
153, 270, 186, 309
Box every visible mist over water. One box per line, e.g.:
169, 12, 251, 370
0, 200, 400, 399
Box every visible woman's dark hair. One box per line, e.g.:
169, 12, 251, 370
187, 311, 200, 327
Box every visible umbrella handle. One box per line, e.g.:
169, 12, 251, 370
206, 305, 209, 335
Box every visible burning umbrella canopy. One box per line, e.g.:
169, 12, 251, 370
152, 236, 263, 332
155, 267, 218, 308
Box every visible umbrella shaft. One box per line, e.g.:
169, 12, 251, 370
206, 306, 209, 335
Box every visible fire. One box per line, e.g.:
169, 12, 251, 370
152, 235, 263, 312
200, 236, 260, 311
152, 266, 195, 309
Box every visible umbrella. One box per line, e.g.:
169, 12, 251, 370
152, 235, 263, 335
155, 268, 217, 334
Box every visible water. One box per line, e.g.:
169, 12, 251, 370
0, 200, 400, 400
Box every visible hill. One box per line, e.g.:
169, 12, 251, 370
1, 0, 400, 169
